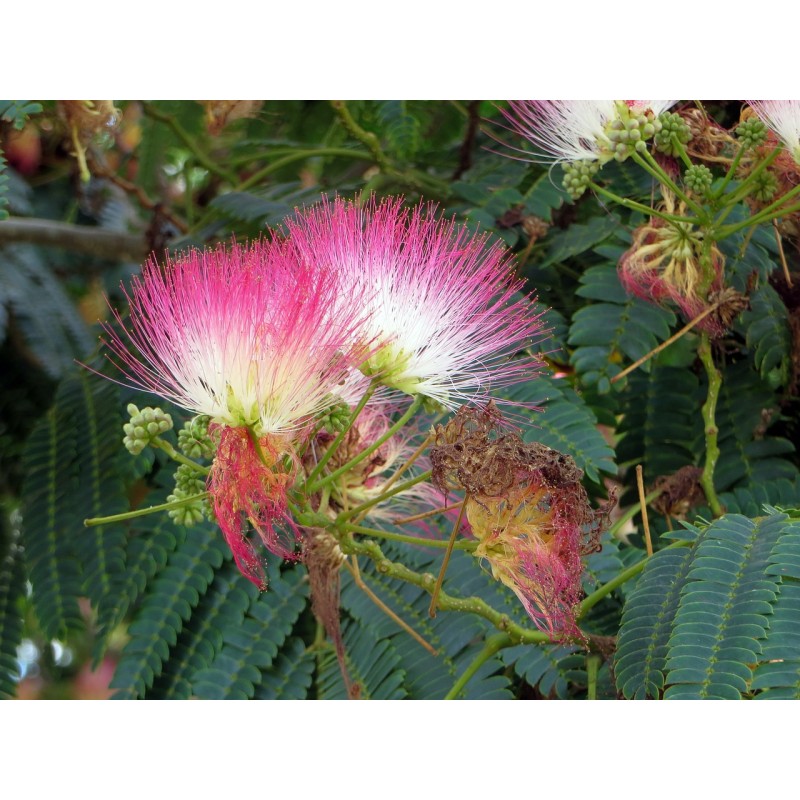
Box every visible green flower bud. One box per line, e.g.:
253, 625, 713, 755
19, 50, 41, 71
123, 403, 173, 455
315, 398, 353, 435
562, 159, 599, 199
753, 172, 778, 202
173, 463, 206, 496
685, 164, 713, 195
177, 414, 215, 459
167, 488, 206, 527
735, 117, 768, 150
654, 112, 692, 157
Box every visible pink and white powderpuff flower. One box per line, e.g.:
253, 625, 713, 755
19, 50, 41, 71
748, 100, 800, 163
102, 239, 371, 437
500, 100, 676, 165
101, 239, 375, 588
284, 196, 546, 410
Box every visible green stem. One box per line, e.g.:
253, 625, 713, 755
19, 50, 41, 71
342, 533, 553, 645
589, 182, 700, 225
697, 333, 724, 517
334, 470, 432, 523
715, 146, 783, 219
577, 539, 693, 619
342, 522, 476, 551
329, 100, 449, 197
151, 437, 210, 475
633, 150, 706, 219
236, 149, 374, 193
712, 141, 749, 199
230, 146, 373, 168
586, 654, 600, 700
331, 100, 392, 171
444, 633, 512, 700
306, 395, 424, 495
142, 102, 237, 185
719, 185, 800, 238
84, 491, 209, 527
305, 380, 379, 487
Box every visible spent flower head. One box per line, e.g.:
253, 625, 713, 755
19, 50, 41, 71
285, 196, 546, 410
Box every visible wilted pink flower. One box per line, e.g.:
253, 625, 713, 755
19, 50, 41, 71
467, 480, 586, 639
101, 239, 372, 587
285, 196, 545, 410
618, 210, 727, 336
209, 425, 299, 588
500, 100, 675, 164
748, 100, 800, 163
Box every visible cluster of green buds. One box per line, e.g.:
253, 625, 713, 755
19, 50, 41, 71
167, 464, 211, 526
752, 171, 779, 202
685, 164, 713, 196
735, 117, 768, 150
177, 414, 215, 459
316, 398, 353, 435
654, 111, 692, 157
123, 404, 173, 455
605, 101, 663, 161
562, 159, 600, 199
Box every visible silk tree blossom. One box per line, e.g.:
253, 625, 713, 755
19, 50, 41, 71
748, 100, 800, 163
103, 239, 371, 437
101, 239, 374, 588
500, 100, 676, 165
284, 197, 546, 410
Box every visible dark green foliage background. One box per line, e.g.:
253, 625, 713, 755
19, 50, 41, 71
2, 100, 799, 699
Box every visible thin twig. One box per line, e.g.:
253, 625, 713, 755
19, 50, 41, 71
393, 501, 463, 526
429, 499, 468, 618
344, 557, 438, 655
636, 465, 653, 557
774, 220, 794, 288
380, 432, 433, 496
610, 300, 722, 384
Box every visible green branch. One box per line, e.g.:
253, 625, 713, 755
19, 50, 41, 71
334, 470, 432, 523
697, 333, 724, 517
342, 533, 553, 645
444, 633, 513, 699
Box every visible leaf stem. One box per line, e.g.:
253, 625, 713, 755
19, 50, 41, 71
588, 181, 699, 225
444, 633, 512, 699
633, 150, 706, 219
341, 533, 554, 645
84, 491, 209, 527
576, 539, 692, 620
